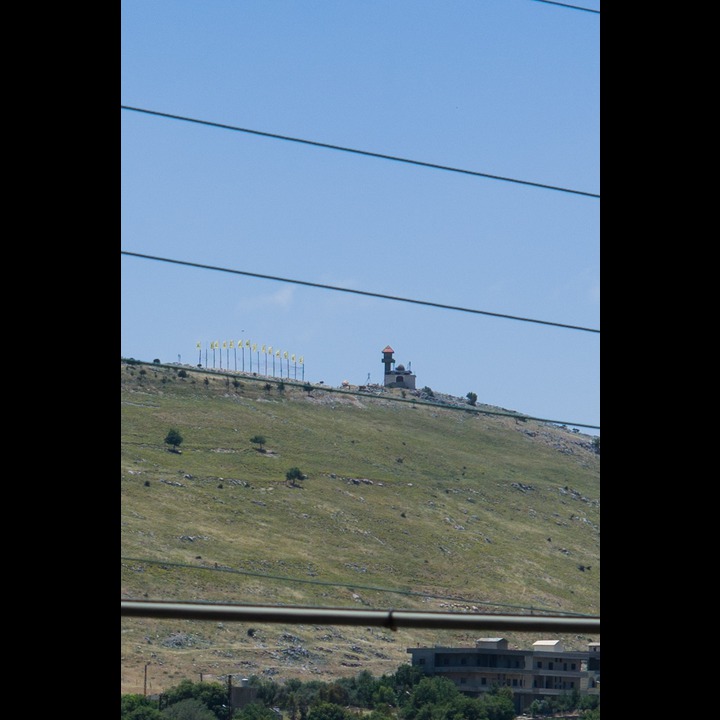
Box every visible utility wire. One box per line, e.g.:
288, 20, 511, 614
121, 556, 595, 618
121, 600, 600, 634
532, 0, 600, 13
121, 251, 600, 335
123, 360, 599, 430
121, 106, 600, 200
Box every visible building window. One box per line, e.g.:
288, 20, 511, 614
571, 663, 576, 670
481, 678, 486, 686
512, 679, 518, 687
536, 662, 542, 669
418, 659, 425, 665
460, 678, 466, 684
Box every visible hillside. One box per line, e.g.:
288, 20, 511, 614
120, 360, 600, 696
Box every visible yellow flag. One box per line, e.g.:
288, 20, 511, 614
229, 340, 234, 348
268, 346, 273, 354
299, 356, 304, 364
276, 350, 280, 357
245, 339, 251, 348
283, 351, 288, 359
262, 345, 266, 353
252, 343, 257, 351
291, 354, 295, 362
223, 341, 227, 349
196, 342, 201, 349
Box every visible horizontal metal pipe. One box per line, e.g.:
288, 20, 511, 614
121, 601, 599, 634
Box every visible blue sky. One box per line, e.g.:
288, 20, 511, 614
121, 0, 600, 433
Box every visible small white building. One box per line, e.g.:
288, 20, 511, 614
533, 639, 565, 653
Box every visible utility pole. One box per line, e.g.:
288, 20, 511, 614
144, 663, 150, 697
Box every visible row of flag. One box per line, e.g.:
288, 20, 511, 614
197, 341, 303, 364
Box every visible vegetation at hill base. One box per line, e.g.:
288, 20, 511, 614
121, 668, 599, 719
121, 360, 599, 697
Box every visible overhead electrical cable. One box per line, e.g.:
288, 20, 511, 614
121, 360, 599, 429
121, 556, 596, 617
121, 251, 600, 335
121, 106, 599, 199
532, 0, 600, 13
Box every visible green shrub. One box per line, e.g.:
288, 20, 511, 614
285, 467, 305, 487
250, 435, 266, 451
164, 429, 183, 452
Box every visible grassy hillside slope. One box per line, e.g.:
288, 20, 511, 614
121, 361, 599, 695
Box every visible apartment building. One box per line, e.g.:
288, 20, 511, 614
406, 637, 600, 714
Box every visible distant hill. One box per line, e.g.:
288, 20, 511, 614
121, 360, 599, 696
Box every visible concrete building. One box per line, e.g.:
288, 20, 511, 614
406, 637, 600, 714
381, 345, 416, 389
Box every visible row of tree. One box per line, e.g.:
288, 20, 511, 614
163, 429, 306, 487
121, 665, 599, 720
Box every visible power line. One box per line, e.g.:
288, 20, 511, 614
121, 106, 600, 199
122, 360, 600, 430
121, 251, 600, 335
121, 600, 600, 633
532, 0, 600, 13
121, 556, 596, 618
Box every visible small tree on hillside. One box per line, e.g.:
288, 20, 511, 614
286, 467, 305, 488
466, 391, 477, 406
164, 428, 184, 453
251, 435, 267, 452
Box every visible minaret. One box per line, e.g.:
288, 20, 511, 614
381, 346, 395, 376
